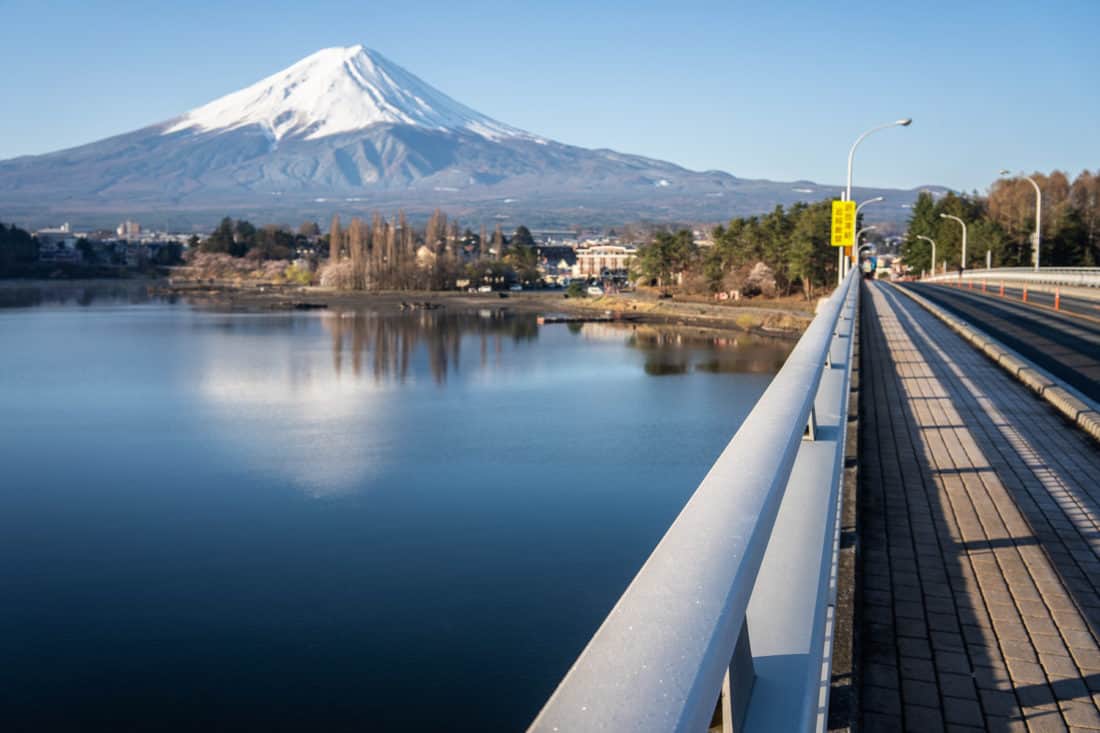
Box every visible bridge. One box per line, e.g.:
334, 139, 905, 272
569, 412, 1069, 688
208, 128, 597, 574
527, 267, 1100, 732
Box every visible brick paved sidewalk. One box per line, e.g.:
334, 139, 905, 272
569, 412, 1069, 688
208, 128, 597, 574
858, 282, 1100, 732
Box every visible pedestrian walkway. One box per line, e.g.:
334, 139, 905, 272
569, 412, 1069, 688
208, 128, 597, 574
858, 281, 1100, 732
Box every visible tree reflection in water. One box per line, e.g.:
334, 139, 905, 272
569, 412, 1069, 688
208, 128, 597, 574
619, 324, 794, 376
323, 308, 538, 383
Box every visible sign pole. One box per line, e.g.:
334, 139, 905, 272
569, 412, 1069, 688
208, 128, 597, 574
831, 199, 857, 286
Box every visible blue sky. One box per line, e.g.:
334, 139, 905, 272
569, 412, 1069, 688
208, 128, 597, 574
1, 0, 1097, 191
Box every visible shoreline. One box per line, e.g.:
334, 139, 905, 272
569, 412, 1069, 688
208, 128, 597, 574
1, 278, 815, 339
163, 283, 814, 339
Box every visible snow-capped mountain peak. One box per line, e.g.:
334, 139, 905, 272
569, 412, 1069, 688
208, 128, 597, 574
164, 44, 525, 142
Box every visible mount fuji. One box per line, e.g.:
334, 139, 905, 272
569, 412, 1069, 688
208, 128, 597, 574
0, 45, 918, 228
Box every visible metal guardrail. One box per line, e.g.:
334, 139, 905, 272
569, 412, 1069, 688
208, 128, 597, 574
924, 267, 1100, 288
528, 268, 860, 733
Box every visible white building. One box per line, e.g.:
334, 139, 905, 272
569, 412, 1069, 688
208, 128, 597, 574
35, 223, 77, 252
117, 220, 142, 239
573, 244, 637, 279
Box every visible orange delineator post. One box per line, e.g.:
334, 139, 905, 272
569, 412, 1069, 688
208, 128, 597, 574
1055, 287, 1061, 311
982, 280, 987, 293
1000, 282, 1005, 296
1022, 285, 1028, 302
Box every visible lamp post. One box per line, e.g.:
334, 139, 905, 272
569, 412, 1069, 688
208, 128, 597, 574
855, 226, 878, 249
854, 227, 877, 278
843, 197, 886, 277
1000, 169, 1042, 271
915, 235, 936, 278
845, 121, 912, 203
839, 120, 911, 283
856, 224, 877, 257
940, 213, 967, 272
857, 196, 884, 216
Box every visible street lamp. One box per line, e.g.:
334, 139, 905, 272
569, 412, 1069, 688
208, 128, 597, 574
857, 196, 885, 216
856, 225, 878, 247
854, 226, 878, 277
845, 121, 912, 203
940, 214, 967, 272
841, 197, 886, 277
840, 120, 910, 283
1000, 169, 1042, 271
915, 235, 936, 278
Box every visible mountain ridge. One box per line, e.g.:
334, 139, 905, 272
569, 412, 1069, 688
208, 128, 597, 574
0, 45, 930, 229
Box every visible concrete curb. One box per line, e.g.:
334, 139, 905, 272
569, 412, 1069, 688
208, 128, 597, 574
890, 282, 1100, 445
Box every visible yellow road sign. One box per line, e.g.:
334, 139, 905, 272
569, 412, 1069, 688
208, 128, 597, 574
831, 200, 856, 247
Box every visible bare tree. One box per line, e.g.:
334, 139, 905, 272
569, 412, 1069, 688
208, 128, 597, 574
329, 215, 343, 261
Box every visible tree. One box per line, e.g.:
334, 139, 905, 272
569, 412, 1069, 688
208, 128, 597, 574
490, 224, 506, 256
76, 237, 94, 263
0, 222, 37, 274
1071, 170, 1100, 265
634, 230, 696, 289
202, 217, 236, 255
249, 225, 294, 260
329, 215, 343, 261
512, 225, 536, 249
348, 217, 366, 289
786, 201, 834, 298
901, 192, 939, 273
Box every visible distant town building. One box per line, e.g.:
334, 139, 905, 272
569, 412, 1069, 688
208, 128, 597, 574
35, 223, 78, 257
536, 245, 578, 284
573, 244, 637, 279
117, 220, 142, 239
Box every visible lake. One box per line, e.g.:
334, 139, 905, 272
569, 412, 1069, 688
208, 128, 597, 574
0, 284, 793, 731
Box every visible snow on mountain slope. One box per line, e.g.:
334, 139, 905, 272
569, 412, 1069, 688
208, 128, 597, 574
0, 44, 926, 228
164, 44, 527, 142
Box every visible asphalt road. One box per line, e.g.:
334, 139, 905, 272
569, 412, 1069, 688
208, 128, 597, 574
901, 281, 1100, 404
927, 277, 1100, 321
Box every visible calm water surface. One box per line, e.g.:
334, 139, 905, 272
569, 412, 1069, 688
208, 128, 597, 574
0, 285, 793, 731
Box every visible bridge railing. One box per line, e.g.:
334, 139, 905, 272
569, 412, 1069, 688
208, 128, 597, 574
528, 268, 860, 733
924, 267, 1100, 288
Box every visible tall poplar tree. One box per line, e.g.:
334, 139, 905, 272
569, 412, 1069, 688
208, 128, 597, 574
329, 215, 343, 261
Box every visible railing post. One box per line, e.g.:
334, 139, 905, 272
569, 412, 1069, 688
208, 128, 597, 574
712, 619, 755, 733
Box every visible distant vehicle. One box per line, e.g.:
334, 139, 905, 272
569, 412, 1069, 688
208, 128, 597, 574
861, 257, 876, 279
587, 285, 605, 296
509, 284, 523, 291
477, 285, 493, 293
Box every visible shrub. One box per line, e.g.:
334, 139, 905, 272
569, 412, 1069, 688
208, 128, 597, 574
318, 260, 355, 288
283, 262, 314, 286
565, 281, 588, 298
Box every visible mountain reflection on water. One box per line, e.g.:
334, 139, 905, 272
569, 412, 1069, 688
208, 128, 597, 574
0, 289, 797, 731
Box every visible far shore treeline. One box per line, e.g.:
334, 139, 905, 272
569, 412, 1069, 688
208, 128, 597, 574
901, 170, 1099, 274
2, 169, 1096, 293
184, 207, 847, 298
